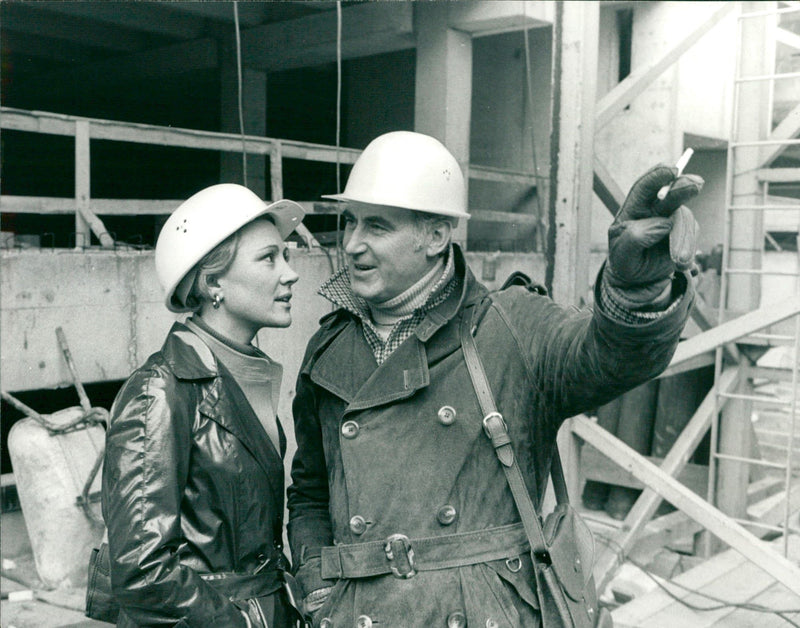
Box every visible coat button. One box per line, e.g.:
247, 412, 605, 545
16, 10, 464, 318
342, 420, 360, 439
356, 615, 373, 628
447, 611, 467, 628
437, 406, 456, 425
349, 515, 367, 535
486, 620, 499, 628
320, 619, 333, 628
437, 505, 457, 526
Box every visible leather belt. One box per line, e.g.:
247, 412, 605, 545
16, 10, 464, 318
321, 522, 529, 580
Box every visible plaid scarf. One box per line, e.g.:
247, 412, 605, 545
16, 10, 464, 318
319, 246, 458, 364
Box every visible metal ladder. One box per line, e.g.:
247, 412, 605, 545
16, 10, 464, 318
710, 1, 800, 556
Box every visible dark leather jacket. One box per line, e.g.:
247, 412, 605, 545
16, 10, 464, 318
102, 323, 287, 627
288, 247, 693, 627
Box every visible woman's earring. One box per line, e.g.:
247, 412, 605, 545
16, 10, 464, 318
212, 294, 224, 309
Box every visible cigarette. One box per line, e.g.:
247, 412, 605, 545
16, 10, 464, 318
657, 148, 694, 201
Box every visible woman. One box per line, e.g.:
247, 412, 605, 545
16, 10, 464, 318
102, 184, 305, 627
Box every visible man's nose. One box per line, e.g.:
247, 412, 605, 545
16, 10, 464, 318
343, 225, 366, 255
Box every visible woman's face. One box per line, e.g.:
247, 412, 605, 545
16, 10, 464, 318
215, 219, 299, 335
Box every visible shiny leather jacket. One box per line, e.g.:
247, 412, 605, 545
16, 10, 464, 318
102, 323, 286, 627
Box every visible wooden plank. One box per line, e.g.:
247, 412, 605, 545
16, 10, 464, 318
760, 102, 800, 168
547, 1, 598, 305
573, 415, 800, 597
592, 157, 625, 215
658, 350, 716, 379
592, 368, 739, 591
613, 536, 800, 627
595, 3, 736, 129
0, 196, 179, 216
74, 120, 92, 248
0, 108, 361, 164
757, 167, 800, 183
746, 483, 800, 536
468, 164, 538, 186
669, 296, 800, 368
468, 210, 541, 225
581, 446, 708, 494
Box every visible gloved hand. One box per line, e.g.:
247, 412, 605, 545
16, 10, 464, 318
302, 586, 332, 619
606, 164, 703, 308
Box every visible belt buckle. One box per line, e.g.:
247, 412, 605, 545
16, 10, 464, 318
384, 534, 417, 579
482, 412, 507, 439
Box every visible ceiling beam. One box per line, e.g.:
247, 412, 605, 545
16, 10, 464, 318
446, 0, 554, 35
28, 1, 207, 40
3, 2, 166, 53
1, 31, 100, 65
241, 2, 414, 71
12, 38, 219, 99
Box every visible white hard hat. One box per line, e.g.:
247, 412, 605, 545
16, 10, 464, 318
323, 131, 469, 219
155, 183, 304, 312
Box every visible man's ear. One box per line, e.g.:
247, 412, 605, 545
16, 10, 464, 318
425, 218, 454, 258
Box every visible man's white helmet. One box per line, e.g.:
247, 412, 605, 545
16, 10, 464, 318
155, 183, 304, 313
323, 131, 469, 219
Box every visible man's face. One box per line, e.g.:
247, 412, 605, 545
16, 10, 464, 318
342, 203, 436, 304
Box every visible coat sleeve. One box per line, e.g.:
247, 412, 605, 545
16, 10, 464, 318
492, 269, 693, 423
102, 368, 247, 627
286, 343, 337, 597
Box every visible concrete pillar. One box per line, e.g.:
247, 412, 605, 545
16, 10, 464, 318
546, 1, 598, 306
219, 34, 267, 198
413, 2, 472, 245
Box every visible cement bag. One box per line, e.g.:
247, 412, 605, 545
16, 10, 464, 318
8, 406, 105, 588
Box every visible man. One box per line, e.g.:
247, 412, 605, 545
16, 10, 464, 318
288, 131, 701, 627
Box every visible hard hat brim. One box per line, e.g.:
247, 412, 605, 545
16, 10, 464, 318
165, 198, 305, 313
321, 193, 470, 220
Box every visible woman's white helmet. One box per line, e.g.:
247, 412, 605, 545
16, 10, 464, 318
155, 183, 304, 313
323, 131, 469, 219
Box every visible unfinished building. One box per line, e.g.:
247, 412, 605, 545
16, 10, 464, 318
1, 1, 799, 625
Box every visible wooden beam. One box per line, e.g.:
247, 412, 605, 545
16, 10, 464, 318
669, 296, 800, 369
775, 26, 800, 50
590, 367, 739, 591
468, 211, 540, 226
592, 157, 625, 215
547, 1, 598, 305
572, 414, 800, 597
0, 197, 179, 216
595, 3, 736, 129
581, 446, 708, 495
468, 165, 538, 186
757, 167, 800, 183
759, 101, 800, 169
0, 108, 361, 164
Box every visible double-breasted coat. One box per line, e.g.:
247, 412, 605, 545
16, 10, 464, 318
288, 247, 692, 627
102, 323, 290, 627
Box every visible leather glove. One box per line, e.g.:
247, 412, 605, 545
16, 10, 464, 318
606, 164, 703, 308
302, 586, 332, 619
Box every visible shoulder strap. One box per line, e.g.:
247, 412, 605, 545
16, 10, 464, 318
459, 309, 567, 557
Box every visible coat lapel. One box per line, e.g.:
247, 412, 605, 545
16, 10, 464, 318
163, 323, 283, 498
308, 246, 489, 413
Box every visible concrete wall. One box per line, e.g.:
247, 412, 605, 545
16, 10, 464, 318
593, 1, 736, 251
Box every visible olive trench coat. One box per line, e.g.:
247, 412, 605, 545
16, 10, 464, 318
288, 247, 693, 627
102, 323, 289, 627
